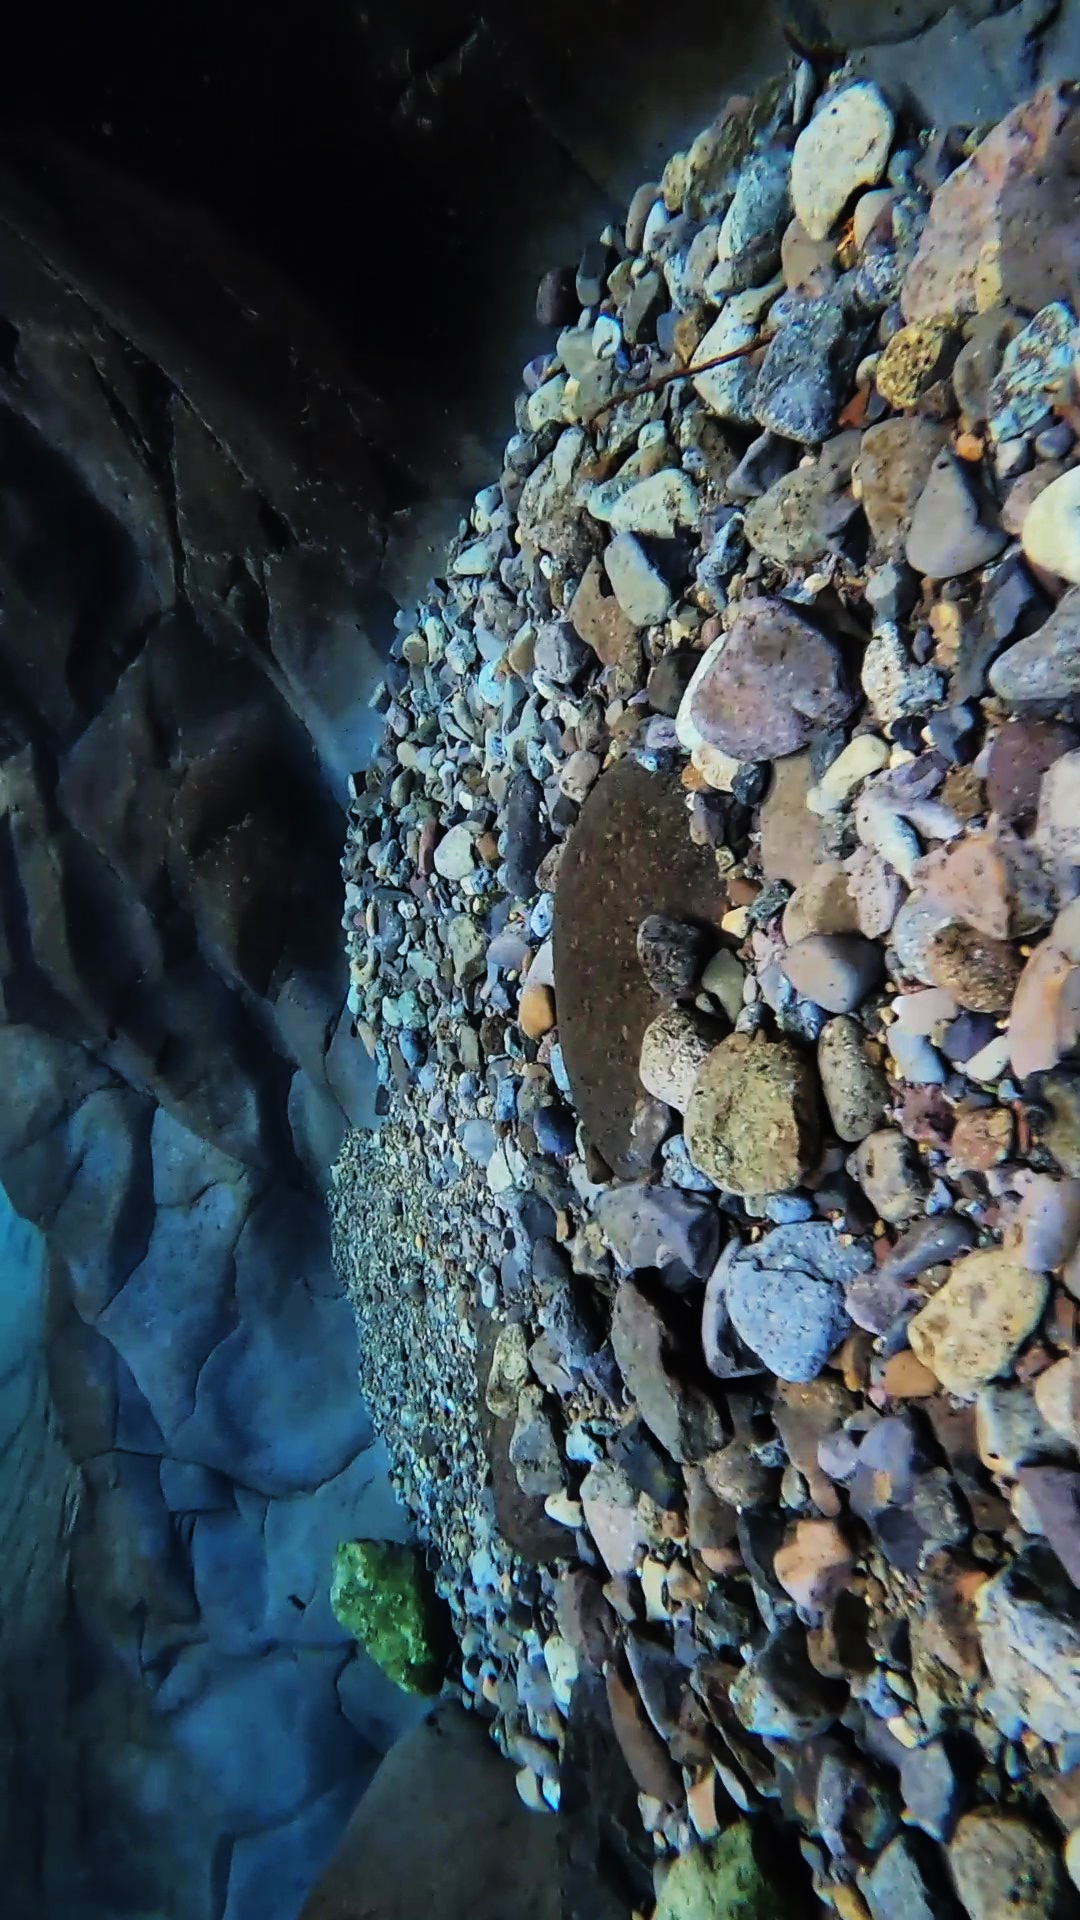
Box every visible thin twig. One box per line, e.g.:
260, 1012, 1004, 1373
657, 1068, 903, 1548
586, 329, 776, 425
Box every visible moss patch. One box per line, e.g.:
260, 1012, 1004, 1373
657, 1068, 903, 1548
654, 1824, 784, 1920
330, 1538, 449, 1695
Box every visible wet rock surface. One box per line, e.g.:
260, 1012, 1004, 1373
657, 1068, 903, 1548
328, 50, 1080, 1920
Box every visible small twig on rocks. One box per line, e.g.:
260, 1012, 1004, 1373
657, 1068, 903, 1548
586, 330, 776, 424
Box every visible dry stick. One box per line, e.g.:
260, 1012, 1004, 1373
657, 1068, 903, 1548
585, 329, 776, 425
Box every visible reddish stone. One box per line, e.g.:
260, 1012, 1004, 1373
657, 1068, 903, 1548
986, 720, 1079, 821
684, 599, 855, 762
605, 1657, 682, 1803
949, 1106, 1013, 1172
904, 86, 1080, 323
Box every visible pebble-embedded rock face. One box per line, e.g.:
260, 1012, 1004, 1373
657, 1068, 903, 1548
334, 44, 1080, 1920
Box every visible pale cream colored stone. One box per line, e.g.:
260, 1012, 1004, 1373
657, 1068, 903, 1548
908, 1249, 1048, 1395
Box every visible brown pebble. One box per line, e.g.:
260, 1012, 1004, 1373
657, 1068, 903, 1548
881, 1350, 939, 1398
519, 981, 557, 1039
949, 1106, 1013, 1172
925, 921, 1022, 1012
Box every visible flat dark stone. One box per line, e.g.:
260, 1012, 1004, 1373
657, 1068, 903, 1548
554, 760, 727, 1177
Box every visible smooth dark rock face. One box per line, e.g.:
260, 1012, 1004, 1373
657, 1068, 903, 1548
554, 760, 727, 1178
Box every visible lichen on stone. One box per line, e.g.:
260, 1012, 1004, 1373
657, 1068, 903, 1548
330, 1538, 449, 1695
654, 1823, 783, 1920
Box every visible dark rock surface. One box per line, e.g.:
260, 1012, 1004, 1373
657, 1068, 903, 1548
553, 759, 727, 1176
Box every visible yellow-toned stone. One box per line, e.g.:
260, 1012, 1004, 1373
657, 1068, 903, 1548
876, 320, 956, 410
908, 1249, 1048, 1396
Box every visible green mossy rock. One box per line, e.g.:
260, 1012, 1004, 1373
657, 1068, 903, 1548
654, 1825, 783, 1920
330, 1539, 449, 1695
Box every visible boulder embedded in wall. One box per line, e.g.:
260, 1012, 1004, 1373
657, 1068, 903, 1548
6, 801, 163, 1047
96, 1175, 256, 1433
234, 1187, 342, 1308
190, 1508, 270, 1654
223, 1777, 370, 1920
170, 391, 274, 617
139, 954, 292, 1168
0, 1025, 109, 1223
170, 1276, 372, 1496
46, 1300, 119, 1462
159, 1458, 235, 1514
70, 1450, 198, 1667
169, 1647, 374, 1833
0, 392, 163, 745
267, 544, 390, 801
300, 1700, 560, 1920
150, 1104, 250, 1208
288, 1069, 349, 1188
325, 1005, 379, 1131
263, 1443, 410, 1650
275, 970, 348, 1091
0, 313, 174, 630
57, 649, 175, 897
49, 1087, 155, 1318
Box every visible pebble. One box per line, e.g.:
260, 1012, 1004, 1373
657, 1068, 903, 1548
1020, 464, 1080, 584
818, 1016, 889, 1141
519, 981, 556, 1040
598, 469, 702, 540
773, 1517, 853, 1611
754, 291, 864, 446
905, 448, 1007, 579
875, 319, 956, 411
678, 599, 854, 763
986, 721, 1078, 820
725, 1222, 871, 1383
1035, 1353, 1080, 1447
807, 733, 890, 814
639, 1006, 722, 1113
790, 83, 894, 243
610, 1281, 724, 1465
987, 300, 1076, 445
743, 445, 861, 568
636, 913, 709, 1001
731, 1623, 845, 1738
908, 1250, 1049, 1396
603, 532, 673, 628
1012, 913, 1080, 1072
684, 1032, 821, 1195
865, 1832, 951, 1920
596, 1184, 719, 1280
855, 416, 948, 557
604, 1659, 681, 1803
534, 620, 589, 684
509, 1385, 564, 1497
949, 1810, 1064, 1920
924, 921, 1022, 1014
713, 144, 792, 292
433, 823, 477, 881
558, 749, 600, 805
691, 279, 783, 425
849, 1129, 926, 1226
976, 1382, 1070, 1476
990, 586, 1080, 705
701, 948, 746, 1023
781, 934, 884, 1014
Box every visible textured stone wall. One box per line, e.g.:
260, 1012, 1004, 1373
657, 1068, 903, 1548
0, 150, 421, 1920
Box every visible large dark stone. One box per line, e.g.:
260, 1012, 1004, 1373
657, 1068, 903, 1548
554, 760, 727, 1176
